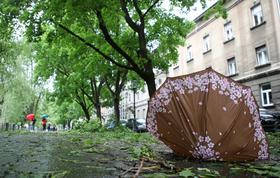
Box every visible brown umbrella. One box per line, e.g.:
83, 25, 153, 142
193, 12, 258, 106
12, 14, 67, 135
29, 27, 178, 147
147, 68, 269, 161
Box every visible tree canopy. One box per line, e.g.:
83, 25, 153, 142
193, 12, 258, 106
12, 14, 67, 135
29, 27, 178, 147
1, 0, 202, 97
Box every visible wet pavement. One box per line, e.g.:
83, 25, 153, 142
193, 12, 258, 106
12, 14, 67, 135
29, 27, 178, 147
0, 131, 280, 178
0, 131, 132, 178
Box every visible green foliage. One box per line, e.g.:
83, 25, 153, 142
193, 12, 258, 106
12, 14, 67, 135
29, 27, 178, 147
267, 132, 280, 156
179, 168, 195, 177
50, 171, 69, 178
130, 144, 155, 159
83, 139, 94, 148
0, 40, 37, 123
73, 119, 102, 132
144, 173, 170, 178
179, 167, 220, 178
203, 0, 227, 20
230, 164, 280, 178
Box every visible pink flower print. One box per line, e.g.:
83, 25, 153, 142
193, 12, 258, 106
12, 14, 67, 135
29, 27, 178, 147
198, 136, 204, 142
192, 132, 198, 136
208, 142, 214, 148
212, 85, 217, 90
205, 136, 211, 142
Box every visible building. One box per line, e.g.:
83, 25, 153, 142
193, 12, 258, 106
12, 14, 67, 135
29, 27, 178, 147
118, 0, 280, 122
173, 0, 280, 111
119, 71, 166, 120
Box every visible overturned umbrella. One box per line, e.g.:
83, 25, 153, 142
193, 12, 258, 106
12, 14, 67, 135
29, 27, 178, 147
147, 68, 269, 161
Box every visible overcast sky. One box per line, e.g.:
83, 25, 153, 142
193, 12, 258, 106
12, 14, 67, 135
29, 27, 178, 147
162, 0, 218, 20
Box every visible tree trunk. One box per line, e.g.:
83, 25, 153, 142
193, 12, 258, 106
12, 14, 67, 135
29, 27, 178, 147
81, 104, 91, 122
142, 70, 156, 97
95, 101, 102, 123
33, 93, 42, 114
114, 96, 120, 125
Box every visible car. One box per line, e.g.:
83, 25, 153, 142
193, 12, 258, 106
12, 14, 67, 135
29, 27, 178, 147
125, 118, 147, 132
259, 108, 280, 132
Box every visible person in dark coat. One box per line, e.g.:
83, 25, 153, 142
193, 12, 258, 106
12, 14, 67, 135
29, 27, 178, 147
31, 118, 36, 130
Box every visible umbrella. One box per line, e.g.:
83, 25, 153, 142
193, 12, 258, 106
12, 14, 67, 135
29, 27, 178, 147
26, 114, 35, 121
41, 114, 49, 119
147, 68, 269, 161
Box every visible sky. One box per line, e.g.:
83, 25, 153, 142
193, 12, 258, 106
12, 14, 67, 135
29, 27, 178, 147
162, 0, 218, 20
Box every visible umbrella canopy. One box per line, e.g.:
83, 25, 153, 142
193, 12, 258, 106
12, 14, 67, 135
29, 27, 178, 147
147, 68, 269, 161
26, 114, 35, 121
41, 114, 49, 119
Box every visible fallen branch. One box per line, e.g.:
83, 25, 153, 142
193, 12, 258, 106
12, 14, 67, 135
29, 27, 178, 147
119, 163, 137, 177
133, 159, 144, 178
142, 157, 175, 170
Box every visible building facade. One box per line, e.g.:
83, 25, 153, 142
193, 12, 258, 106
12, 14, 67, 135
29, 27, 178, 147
173, 0, 280, 111
117, 0, 280, 122
119, 71, 166, 121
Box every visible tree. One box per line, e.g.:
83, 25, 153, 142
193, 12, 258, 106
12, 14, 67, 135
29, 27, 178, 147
0, 40, 36, 124
33, 26, 111, 122
105, 67, 128, 125
2, 0, 198, 97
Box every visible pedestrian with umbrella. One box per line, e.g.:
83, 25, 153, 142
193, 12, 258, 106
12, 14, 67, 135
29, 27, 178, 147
26, 114, 36, 131
41, 114, 49, 131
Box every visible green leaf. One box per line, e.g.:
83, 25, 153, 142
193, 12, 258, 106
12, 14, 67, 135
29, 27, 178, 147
179, 168, 195, 177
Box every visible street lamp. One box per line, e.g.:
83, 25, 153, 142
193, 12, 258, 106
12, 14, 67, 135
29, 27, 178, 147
131, 80, 137, 131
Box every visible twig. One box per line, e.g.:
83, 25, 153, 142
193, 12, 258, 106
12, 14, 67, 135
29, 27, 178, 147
120, 167, 136, 177
119, 163, 137, 177
133, 159, 144, 178
142, 158, 175, 170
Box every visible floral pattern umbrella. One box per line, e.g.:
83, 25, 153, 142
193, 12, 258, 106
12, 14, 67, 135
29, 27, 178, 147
147, 68, 269, 161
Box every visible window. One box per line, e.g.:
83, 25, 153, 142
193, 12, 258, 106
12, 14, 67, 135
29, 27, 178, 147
173, 66, 179, 75
142, 108, 146, 118
260, 83, 273, 107
227, 58, 237, 75
203, 35, 211, 53
251, 4, 263, 26
224, 21, 234, 41
187, 45, 193, 61
256, 45, 269, 66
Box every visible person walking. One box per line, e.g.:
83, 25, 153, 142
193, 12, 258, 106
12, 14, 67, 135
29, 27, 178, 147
42, 118, 47, 131
31, 118, 36, 131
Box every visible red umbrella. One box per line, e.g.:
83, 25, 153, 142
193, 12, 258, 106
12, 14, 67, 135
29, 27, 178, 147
26, 114, 35, 121
147, 68, 269, 161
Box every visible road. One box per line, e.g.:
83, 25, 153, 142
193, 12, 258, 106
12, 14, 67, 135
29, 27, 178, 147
1, 131, 280, 178
0, 131, 141, 178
